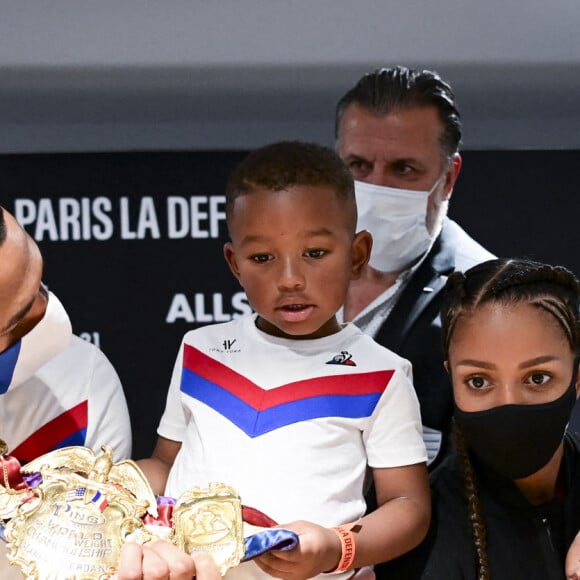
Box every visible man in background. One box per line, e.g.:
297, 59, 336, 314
0, 205, 131, 578
336, 66, 494, 466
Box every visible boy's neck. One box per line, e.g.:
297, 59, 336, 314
255, 316, 342, 340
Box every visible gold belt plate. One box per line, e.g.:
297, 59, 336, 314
171, 482, 245, 576
0, 443, 245, 579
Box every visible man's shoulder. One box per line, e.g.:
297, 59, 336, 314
402, 219, 494, 297
442, 219, 496, 272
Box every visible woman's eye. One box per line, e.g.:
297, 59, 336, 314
527, 372, 551, 386
466, 376, 488, 390
250, 254, 271, 263
305, 249, 327, 259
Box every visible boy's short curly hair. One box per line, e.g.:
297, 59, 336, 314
225, 141, 355, 224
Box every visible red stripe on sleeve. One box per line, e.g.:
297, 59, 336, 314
11, 400, 88, 462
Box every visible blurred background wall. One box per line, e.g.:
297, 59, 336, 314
1, 1, 578, 456
1, 0, 580, 152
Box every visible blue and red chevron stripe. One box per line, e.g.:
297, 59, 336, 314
11, 400, 88, 462
181, 345, 394, 437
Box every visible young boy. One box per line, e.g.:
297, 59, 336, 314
139, 142, 430, 579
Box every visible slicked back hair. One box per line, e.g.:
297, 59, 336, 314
336, 65, 462, 159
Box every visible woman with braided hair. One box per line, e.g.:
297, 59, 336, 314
379, 258, 580, 580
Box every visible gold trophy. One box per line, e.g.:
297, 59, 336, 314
171, 483, 244, 575
0, 442, 245, 579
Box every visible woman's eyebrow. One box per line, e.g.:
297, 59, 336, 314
455, 359, 495, 370
518, 355, 559, 369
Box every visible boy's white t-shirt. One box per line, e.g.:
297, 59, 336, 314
160, 314, 426, 519
158, 314, 426, 577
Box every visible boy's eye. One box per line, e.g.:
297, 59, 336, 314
466, 375, 488, 390
304, 249, 327, 259
250, 254, 272, 263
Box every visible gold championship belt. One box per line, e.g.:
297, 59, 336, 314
0, 442, 245, 579
171, 485, 244, 571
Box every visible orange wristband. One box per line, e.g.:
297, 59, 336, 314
329, 525, 356, 573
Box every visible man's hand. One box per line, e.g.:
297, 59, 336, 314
111, 540, 222, 580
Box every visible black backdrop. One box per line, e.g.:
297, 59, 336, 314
1, 150, 578, 458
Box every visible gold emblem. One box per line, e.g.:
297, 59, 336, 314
0, 444, 156, 579
0, 443, 246, 578
171, 483, 245, 576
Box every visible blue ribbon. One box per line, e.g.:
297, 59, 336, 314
242, 528, 299, 561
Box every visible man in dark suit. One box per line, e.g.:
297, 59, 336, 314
336, 66, 494, 467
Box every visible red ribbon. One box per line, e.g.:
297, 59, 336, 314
0, 454, 28, 491
142, 503, 278, 528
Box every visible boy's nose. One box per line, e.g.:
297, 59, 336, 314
277, 258, 306, 291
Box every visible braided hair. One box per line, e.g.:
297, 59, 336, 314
441, 258, 580, 579
453, 419, 489, 580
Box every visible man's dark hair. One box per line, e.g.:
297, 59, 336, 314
225, 141, 355, 223
335, 66, 462, 158
0, 207, 6, 244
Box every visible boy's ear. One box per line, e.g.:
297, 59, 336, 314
350, 230, 373, 280
443, 360, 450, 374
223, 242, 241, 282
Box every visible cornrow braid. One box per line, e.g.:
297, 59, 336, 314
440, 271, 467, 355
442, 258, 580, 358
453, 421, 489, 580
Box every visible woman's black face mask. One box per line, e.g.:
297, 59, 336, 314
454, 361, 579, 480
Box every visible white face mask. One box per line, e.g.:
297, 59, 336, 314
0, 290, 72, 393
354, 179, 446, 273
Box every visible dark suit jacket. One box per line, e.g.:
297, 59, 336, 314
374, 218, 494, 464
